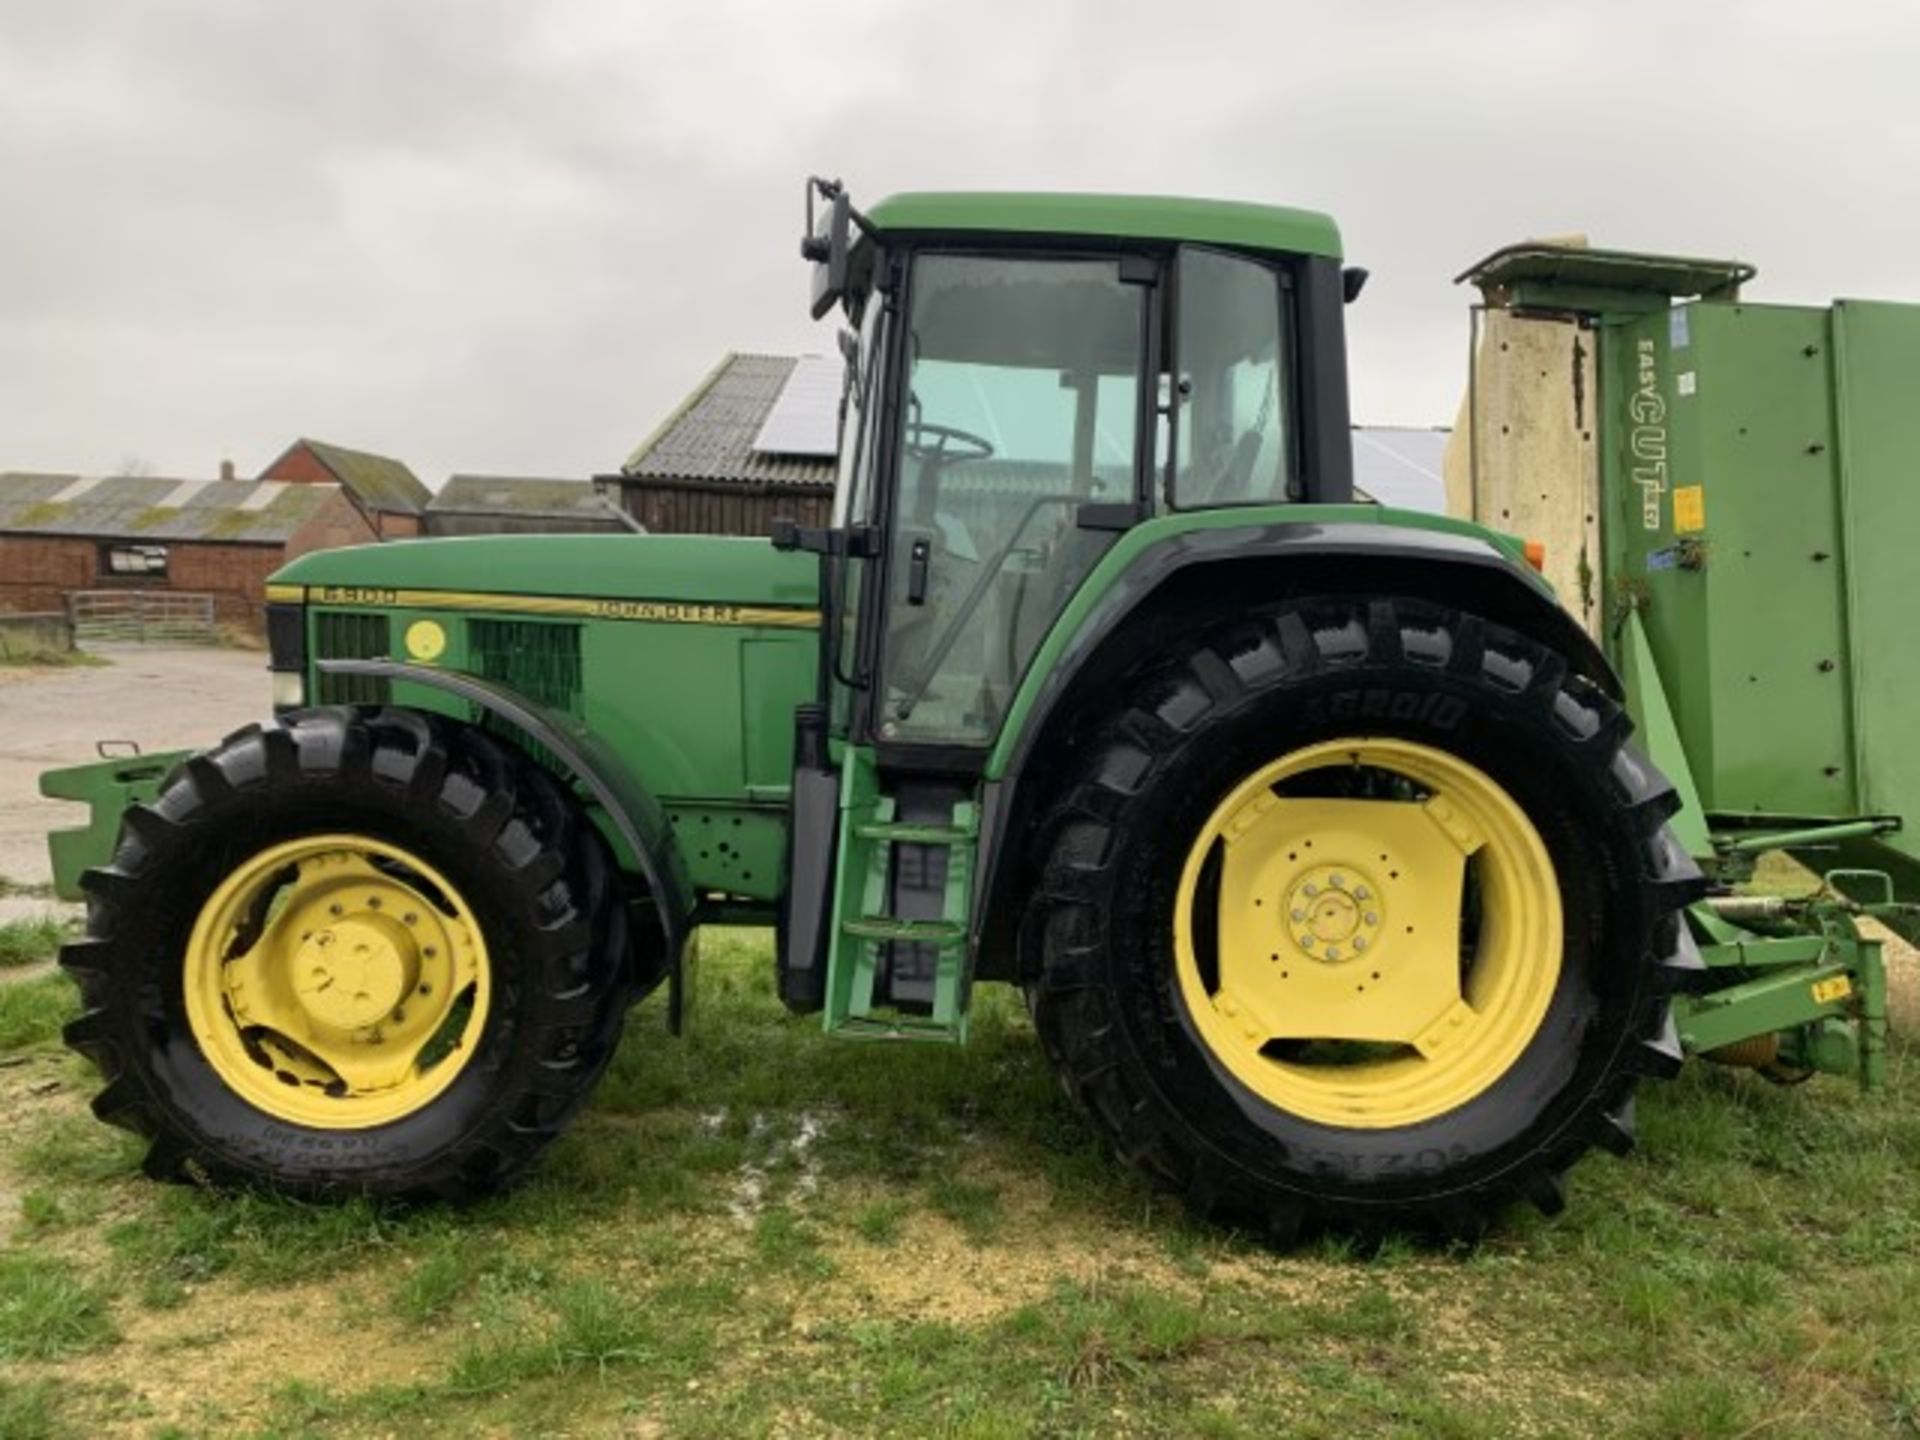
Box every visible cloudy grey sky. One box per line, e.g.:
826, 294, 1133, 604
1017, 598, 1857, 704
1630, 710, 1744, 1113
3, 1, 1916, 486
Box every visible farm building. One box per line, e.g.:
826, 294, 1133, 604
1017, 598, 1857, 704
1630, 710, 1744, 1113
259, 438, 431, 538
605, 353, 837, 536
425, 476, 637, 537
0, 472, 376, 630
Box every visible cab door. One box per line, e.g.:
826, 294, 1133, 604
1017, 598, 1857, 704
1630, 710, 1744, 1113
874, 251, 1156, 748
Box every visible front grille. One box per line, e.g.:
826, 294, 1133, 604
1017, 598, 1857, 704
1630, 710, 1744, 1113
468, 619, 583, 767
468, 619, 583, 715
313, 612, 391, 704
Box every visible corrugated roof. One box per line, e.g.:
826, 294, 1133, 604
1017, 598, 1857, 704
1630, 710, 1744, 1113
0, 472, 342, 543
1352, 426, 1449, 513
621, 354, 837, 490
431, 476, 629, 522
268, 439, 430, 515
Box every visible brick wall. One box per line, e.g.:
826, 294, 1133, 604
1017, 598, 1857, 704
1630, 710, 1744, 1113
0, 535, 95, 613
285, 489, 380, 561
260, 447, 336, 488
0, 492, 376, 629
377, 511, 423, 539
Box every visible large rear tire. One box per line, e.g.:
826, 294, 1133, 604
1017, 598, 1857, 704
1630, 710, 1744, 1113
1030, 597, 1704, 1239
62, 707, 629, 1201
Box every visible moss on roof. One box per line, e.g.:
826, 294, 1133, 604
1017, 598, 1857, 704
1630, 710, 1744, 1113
286, 440, 430, 515
430, 476, 619, 518
0, 473, 341, 543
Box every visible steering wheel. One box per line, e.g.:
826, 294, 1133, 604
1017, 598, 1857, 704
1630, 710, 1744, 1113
903, 419, 996, 465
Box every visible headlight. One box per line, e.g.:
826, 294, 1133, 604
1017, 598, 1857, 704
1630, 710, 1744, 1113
272, 670, 307, 709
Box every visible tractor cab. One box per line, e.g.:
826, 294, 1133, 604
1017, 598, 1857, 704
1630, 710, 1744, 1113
779, 179, 1357, 750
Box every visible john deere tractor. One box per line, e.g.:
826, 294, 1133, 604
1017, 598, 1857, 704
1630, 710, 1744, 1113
43, 180, 1718, 1238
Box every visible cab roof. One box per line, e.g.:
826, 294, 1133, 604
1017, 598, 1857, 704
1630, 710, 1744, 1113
866, 191, 1342, 261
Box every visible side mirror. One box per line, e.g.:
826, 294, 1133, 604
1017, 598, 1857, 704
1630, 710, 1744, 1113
802, 179, 852, 320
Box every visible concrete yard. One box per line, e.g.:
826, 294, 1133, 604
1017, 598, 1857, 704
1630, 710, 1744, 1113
0, 647, 267, 892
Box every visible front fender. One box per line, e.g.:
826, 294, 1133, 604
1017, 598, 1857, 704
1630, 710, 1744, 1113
318, 659, 697, 1025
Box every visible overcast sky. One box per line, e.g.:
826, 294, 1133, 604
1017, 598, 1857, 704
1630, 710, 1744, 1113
3, 1, 1916, 486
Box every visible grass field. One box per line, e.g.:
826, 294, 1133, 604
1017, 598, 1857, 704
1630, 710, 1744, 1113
1, 921, 1916, 1439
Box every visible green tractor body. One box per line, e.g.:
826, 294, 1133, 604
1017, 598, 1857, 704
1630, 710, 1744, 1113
43, 179, 1891, 1237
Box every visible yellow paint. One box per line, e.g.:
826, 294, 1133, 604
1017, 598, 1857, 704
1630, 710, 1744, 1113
263, 584, 305, 603
308, 585, 820, 630
404, 619, 448, 662
1673, 485, 1707, 534
1172, 738, 1563, 1129
182, 835, 492, 1129
1811, 974, 1853, 1005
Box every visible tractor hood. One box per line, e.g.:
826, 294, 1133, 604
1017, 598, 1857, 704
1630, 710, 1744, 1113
272, 532, 820, 608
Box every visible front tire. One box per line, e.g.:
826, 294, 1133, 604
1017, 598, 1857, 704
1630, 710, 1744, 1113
62, 707, 629, 1201
1030, 597, 1704, 1238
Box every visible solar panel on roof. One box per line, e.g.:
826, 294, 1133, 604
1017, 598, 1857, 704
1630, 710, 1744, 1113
1351, 427, 1450, 514
752, 355, 843, 458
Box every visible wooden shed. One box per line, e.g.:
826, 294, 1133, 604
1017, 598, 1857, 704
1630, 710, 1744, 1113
603, 354, 836, 536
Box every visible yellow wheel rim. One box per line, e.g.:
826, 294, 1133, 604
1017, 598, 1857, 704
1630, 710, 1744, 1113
1173, 738, 1562, 1129
183, 834, 492, 1129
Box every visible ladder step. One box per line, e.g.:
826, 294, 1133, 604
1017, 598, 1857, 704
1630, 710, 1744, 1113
828, 1014, 965, 1044
852, 821, 974, 844
840, 916, 967, 945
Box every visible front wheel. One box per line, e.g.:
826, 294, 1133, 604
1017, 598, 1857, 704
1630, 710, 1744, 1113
1030, 597, 1704, 1239
62, 708, 629, 1200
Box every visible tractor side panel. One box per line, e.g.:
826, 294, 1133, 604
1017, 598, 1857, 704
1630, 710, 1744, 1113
1832, 300, 1920, 865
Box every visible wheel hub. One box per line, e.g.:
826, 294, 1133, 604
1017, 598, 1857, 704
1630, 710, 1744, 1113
1285, 864, 1382, 964
293, 913, 418, 1032
1173, 738, 1564, 1129
184, 835, 491, 1129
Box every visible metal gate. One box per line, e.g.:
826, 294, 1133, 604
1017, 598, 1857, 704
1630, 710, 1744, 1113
66, 590, 217, 646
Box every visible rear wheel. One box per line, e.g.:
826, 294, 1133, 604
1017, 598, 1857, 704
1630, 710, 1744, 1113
62, 707, 629, 1200
1031, 596, 1704, 1238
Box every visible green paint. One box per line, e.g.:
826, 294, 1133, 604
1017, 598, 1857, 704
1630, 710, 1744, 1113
276, 532, 819, 608
39, 751, 193, 900
821, 747, 974, 1042
868, 191, 1342, 260
1616, 612, 1711, 858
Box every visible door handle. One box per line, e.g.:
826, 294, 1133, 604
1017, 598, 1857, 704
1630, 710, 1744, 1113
906, 538, 931, 605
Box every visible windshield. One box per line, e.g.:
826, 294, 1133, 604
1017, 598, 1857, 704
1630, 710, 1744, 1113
881, 253, 1143, 745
